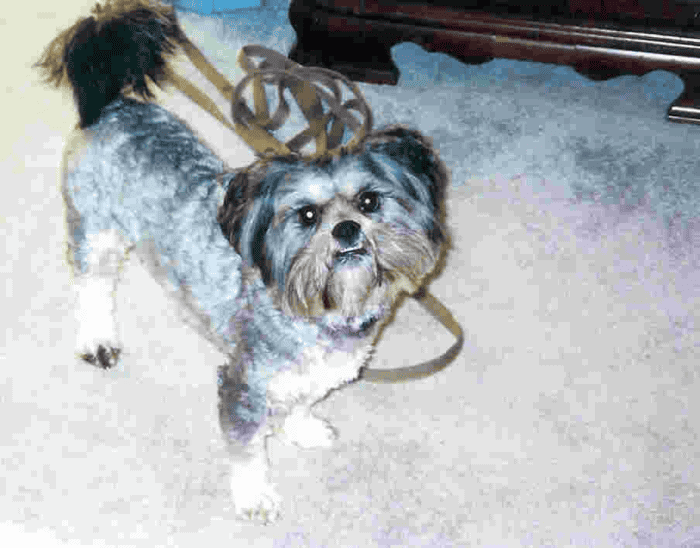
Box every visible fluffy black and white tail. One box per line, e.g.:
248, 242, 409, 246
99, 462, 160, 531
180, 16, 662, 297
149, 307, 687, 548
35, 0, 187, 127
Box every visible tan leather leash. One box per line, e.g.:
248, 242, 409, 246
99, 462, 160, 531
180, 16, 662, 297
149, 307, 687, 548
171, 39, 464, 382
359, 288, 464, 383
36, 0, 463, 381
51, 0, 462, 381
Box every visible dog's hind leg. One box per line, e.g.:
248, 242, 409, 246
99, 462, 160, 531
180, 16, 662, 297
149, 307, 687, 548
72, 229, 129, 369
217, 363, 281, 522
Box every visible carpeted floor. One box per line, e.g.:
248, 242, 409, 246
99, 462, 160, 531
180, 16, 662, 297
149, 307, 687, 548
1, 0, 698, 546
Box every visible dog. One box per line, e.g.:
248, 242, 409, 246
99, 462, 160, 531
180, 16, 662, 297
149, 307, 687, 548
36, 0, 449, 522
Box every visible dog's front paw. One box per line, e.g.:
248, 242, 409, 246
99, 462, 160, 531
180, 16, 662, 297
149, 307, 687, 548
230, 461, 282, 523
282, 409, 337, 449
79, 345, 122, 369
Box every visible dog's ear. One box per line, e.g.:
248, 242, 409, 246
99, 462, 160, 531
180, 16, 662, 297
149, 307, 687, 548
217, 162, 278, 283
217, 169, 253, 251
363, 125, 449, 211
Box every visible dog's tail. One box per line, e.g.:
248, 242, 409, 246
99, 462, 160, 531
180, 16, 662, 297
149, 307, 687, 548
35, 0, 188, 128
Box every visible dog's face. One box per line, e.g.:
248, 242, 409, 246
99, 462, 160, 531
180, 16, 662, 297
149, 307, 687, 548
219, 126, 448, 329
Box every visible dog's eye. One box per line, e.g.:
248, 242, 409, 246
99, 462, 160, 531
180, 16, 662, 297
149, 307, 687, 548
358, 191, 380, 214
298, 205, 318, 227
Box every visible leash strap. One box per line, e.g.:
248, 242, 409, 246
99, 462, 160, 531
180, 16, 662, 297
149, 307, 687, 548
360, 288, 464, 383
173, 37, 463, 382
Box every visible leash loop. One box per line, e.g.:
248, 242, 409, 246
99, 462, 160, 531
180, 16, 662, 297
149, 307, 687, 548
232, 45, 373, 159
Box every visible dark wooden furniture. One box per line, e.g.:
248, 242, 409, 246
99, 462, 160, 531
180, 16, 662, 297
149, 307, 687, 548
288, 0, 700, 123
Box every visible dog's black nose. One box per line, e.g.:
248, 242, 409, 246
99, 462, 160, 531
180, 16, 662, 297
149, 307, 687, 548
332, 220, 362, 248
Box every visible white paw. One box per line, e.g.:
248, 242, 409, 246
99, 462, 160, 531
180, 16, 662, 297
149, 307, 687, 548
282, 410, 337, 449
230, 458, 282, 523
75, 277, 122, 368
77, 344, 122, 369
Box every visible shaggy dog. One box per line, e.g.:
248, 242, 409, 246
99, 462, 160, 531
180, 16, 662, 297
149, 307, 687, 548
36, 0, 449, 521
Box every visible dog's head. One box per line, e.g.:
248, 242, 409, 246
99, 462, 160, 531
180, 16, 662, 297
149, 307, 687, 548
218, 125, 448, 331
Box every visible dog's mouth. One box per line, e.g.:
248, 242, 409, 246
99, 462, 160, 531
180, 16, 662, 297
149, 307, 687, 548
287, 242, 384, 322
334, 247, 369, 265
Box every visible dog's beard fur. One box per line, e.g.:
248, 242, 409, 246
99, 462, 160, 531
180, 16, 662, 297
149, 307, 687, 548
285, 220, 437, 321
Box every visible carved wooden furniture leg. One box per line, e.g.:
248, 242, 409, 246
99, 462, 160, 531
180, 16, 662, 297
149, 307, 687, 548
668, 72, 700, 124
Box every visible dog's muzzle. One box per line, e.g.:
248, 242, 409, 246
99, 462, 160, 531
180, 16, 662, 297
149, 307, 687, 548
332, 220, 368, 263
